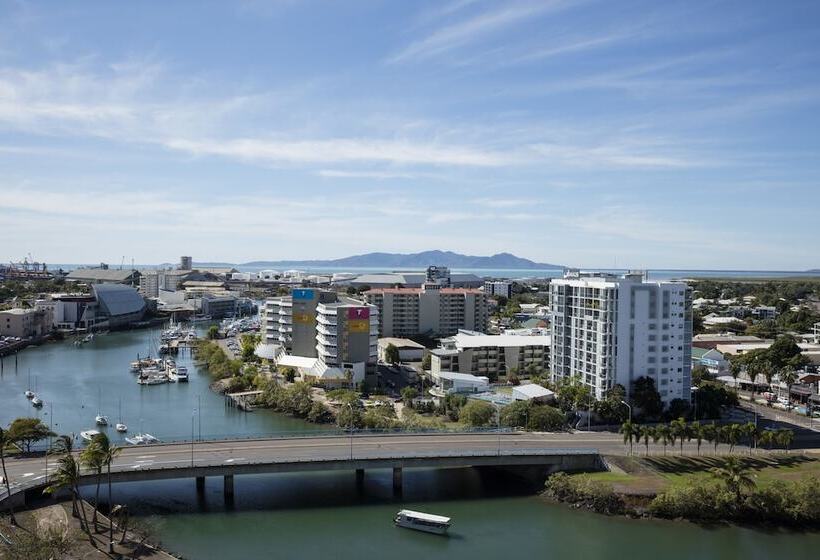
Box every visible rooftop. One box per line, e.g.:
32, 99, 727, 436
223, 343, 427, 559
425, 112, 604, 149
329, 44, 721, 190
378, 337, 425, 349
66, 268, 139, 282
447, 332, 551, 349
513, 383, 555, 399
433, 371, 490, 383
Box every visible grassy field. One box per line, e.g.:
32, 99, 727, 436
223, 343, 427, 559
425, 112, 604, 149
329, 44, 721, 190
574, 453, 820, 495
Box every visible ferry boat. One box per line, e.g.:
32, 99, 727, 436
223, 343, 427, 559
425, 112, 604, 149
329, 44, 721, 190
394, 510, 451, 535
80, 429, 101, 442
125, 433, 158, 445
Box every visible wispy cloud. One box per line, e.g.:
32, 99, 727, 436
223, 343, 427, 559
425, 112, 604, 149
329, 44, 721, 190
388, 1, 575, 63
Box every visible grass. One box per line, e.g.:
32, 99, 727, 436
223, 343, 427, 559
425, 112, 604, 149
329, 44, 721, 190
569, 454, 820, 495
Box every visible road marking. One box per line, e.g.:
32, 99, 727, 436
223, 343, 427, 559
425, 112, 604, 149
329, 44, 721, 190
224, 458, 245, 463
136, 455, 156, 459
21, 473, 34, 477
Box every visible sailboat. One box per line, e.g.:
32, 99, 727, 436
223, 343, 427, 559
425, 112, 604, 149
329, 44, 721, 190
24, 369, 35, 399
31, 376, 43, 407
94, 388, 109, 426
116, 399, 128, 433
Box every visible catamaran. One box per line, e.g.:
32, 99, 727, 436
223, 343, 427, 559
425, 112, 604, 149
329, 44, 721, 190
394, 510, 451, 535
125, 433, 158, 445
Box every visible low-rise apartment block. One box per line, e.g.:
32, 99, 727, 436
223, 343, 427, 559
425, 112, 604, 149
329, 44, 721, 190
484, 280, 512, 299
0, 308, 53, 338
430, 330, 550, 381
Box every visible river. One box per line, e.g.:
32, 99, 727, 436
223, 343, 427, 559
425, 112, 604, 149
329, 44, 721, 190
1, 328, 819, 559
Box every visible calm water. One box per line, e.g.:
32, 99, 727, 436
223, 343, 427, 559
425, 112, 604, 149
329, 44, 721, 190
3, 328, 819, 559
0, 327, 329, 442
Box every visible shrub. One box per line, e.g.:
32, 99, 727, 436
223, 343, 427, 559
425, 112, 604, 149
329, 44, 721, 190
459, 400, 495, 427
543, 473, 625, 515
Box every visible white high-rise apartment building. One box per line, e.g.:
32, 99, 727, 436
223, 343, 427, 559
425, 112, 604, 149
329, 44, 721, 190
549, 270, 692, 404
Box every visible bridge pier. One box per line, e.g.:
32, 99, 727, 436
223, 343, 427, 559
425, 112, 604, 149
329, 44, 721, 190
196, 476, 205, 493
356, 468, 365, 486
392, 467, 402, 494
224, 475, 234, 503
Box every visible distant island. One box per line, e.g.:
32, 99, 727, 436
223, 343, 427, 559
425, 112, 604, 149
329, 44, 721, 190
238, 250, 563, 270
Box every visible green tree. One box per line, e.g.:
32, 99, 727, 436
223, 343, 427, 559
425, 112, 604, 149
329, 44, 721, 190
729, 359, 742, 387
710, 457, 756, 505
722, 423, 743, 454
80, 436, 107, 530
631, 377, 663, 419
44, 447, 93, 541
384, 343, 400, 365
741, 422, 758, 455
758, 430, 775, 451
638, 425, 655, 456
690, 421, 704, 455
7, 417, 54, 453
670, 417, 689, 455
691, 365, 711, 388
776, 429, 794, 452
206, 325, 219, 340
421, 352, 432, 370
500, 400, 530, 428
778, 365, 798, 406
619, 420, 637, 455
401, 386, 419, 405
459, 400, 495, 427
702, 422, 719, 454
656, 424, 672, 455
527, 405, 565, 431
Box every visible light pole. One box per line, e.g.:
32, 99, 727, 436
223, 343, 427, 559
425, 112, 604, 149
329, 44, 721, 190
347, 402, 354, 460
493, 402, 501, 456
197, 394, 202, 441
190, 410, 195, 467
621, 400, 632, 423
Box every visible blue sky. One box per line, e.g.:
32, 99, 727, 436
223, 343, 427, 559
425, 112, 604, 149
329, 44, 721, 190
0, 0, 818, 269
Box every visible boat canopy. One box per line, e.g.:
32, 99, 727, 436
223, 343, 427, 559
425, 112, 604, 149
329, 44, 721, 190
397, 510, 451, 524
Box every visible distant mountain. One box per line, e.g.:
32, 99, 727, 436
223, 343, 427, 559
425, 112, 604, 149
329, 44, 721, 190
242, 251, 562, 270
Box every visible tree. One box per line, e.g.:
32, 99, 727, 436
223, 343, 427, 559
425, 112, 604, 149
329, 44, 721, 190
500, 400, 530, 428
206, 325, 219, 340
776, 429, 794, 452
729, 358, 742, 387
421, 352, 432, 371
335, 405, 363, 430
669, 417, 689, 455
702, 422, 719, 454
44, 450, 93, 542
555, 376, 591, 413
384, 343, 400, 365
638, 425, 654, 456
778, 366, 798, 406
7, 417, 54, 453
619, 420, 637, 455
758, 429, 775, 451
400, 386, 419, 406
691, 365, 711, 388
710, 457, 756, 505
0, 426, 17, 526
80, 436, 107, 530
527, 405, 564, 431
631, 377, 663, 419
741, 422, 758, 455
722, 423, 743, 454
690, 421, 704, 455
459, 400, 495, 427
656, 424, 672, 455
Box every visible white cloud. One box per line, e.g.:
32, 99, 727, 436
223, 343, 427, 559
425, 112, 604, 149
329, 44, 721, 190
388, 1, 575, 63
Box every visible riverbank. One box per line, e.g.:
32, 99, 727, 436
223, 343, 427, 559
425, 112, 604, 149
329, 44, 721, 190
0, 499, 178, 560
543, 452, 820, 529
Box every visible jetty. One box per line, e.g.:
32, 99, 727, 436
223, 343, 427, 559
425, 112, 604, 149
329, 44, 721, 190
225, 390, 264, 411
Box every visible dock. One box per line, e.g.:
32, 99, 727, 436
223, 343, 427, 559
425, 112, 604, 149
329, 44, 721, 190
225, 390, 264, 411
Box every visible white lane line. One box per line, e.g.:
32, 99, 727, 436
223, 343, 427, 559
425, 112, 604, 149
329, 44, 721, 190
136, 455, 156, 459
21, 473, 34, 477
224, 458, 245, 463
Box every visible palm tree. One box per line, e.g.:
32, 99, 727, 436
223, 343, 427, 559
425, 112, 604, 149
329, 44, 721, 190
44, 452, 93, 542
81, 436, 107, 531
741, 421, 758, 455
111, 504, 129, 544
670, 417, 688, 455
0, 426, 17, 526
758, 430, 775, 451
100, 435, 122, 551
776, 429, 794, 453
702, 422, 718, 454
710, 456, 756, 504
619, 420, 637, 455
729, 359, 742, 388
690, 421, 704, 455
722, 423, 742, 454
638, 425, 654, 456
761, 360, 775, 394
778, 366, 797, 408
746, 360, 762, 394
656, 425, 672, 455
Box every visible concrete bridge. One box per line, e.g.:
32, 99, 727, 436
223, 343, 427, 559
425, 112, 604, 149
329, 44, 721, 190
1, 432, 609, 509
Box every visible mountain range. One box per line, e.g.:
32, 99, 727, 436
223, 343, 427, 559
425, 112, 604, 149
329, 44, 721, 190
235, 251, 562, 270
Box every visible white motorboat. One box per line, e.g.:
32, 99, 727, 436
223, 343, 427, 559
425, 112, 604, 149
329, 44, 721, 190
95, 415, 109, 426
116, 423, 128, 433
80, 429, 101, 442
24, 390, 35, 399
394, 510, 451, 535
31, 395, 43, 407
125, 433, 158, 445
82, 333, 94, 343
176, 366, 189, 382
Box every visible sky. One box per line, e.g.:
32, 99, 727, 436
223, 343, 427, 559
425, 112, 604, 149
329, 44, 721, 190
0, 0, 818, 270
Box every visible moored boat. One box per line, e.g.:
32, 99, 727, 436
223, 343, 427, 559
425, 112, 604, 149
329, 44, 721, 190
125, 433, 158, 445
80, 429, 101, 442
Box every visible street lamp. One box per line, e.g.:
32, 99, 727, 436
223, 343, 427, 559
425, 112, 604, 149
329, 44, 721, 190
347, 402, 355, 460
190, 409, 196, 467
620, 400, 632, 423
